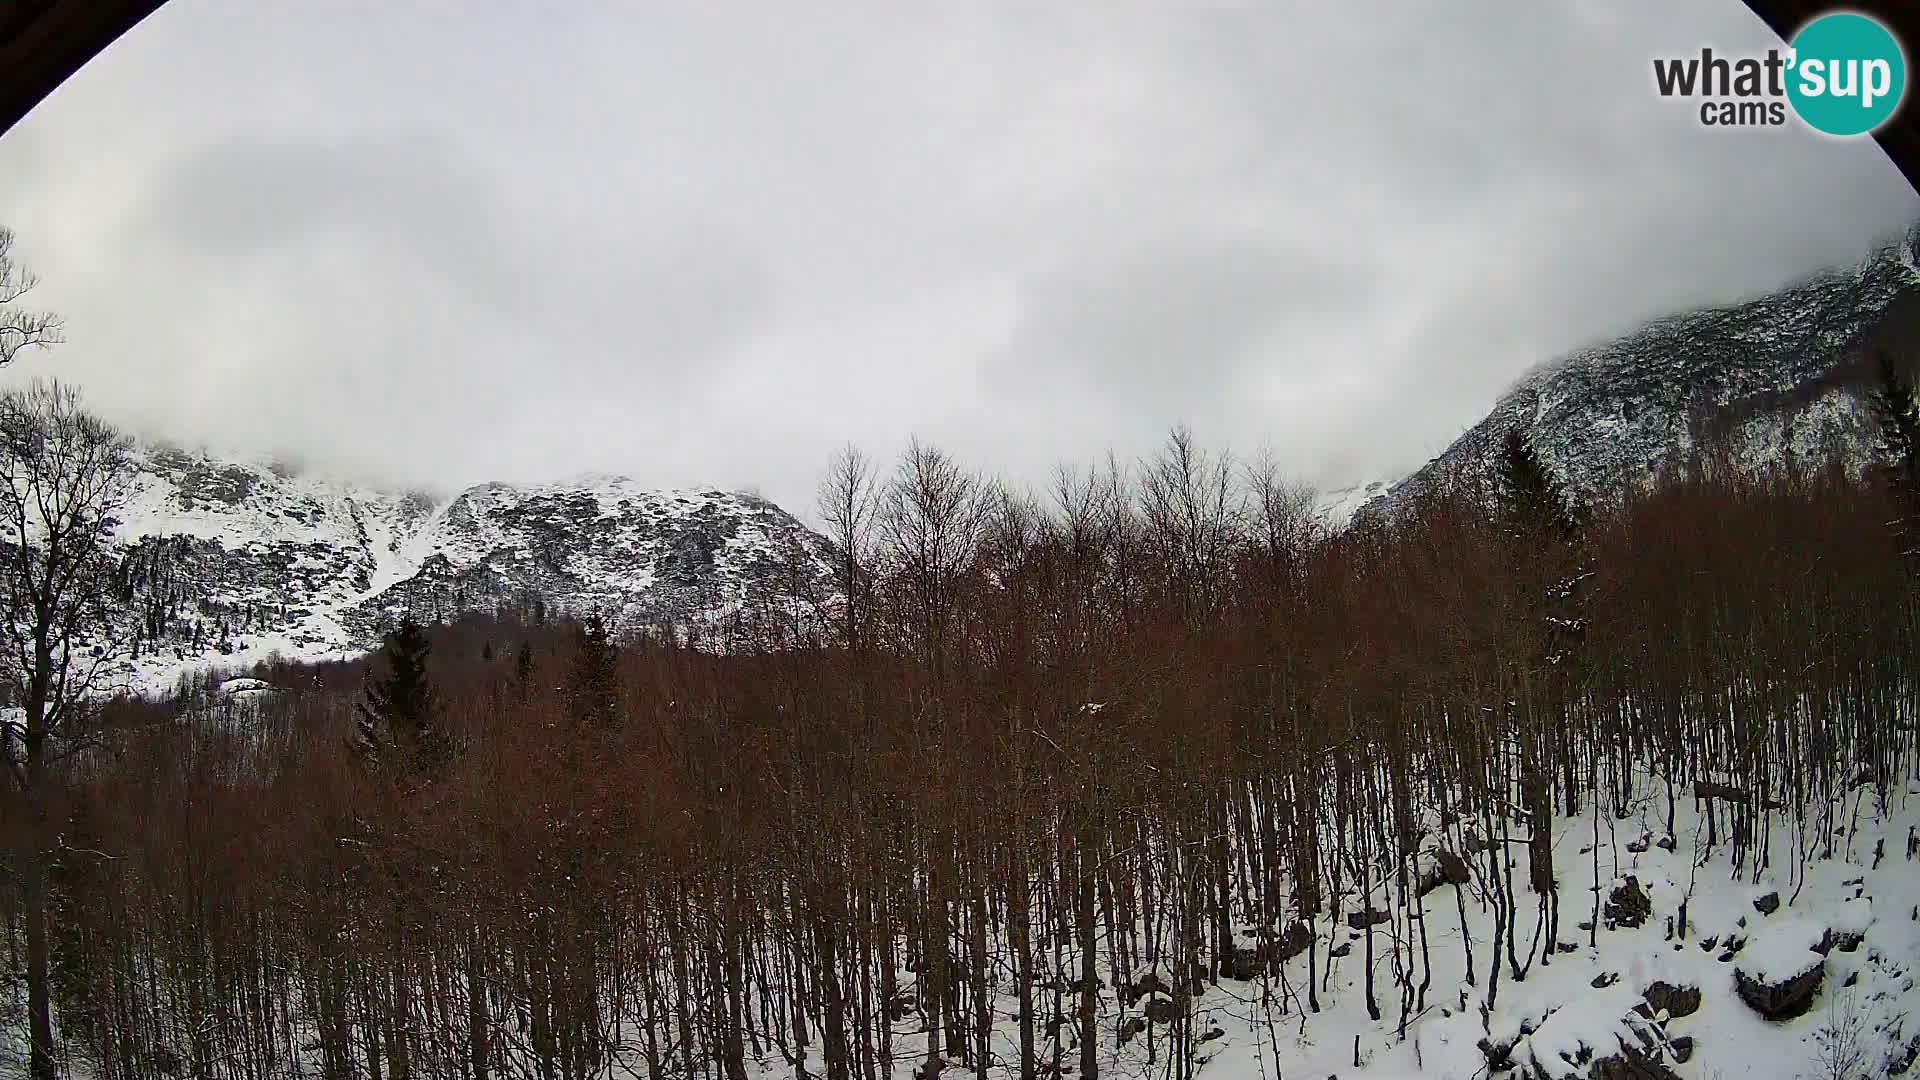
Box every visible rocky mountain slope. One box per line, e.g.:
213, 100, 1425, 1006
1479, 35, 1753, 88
107, 445, 835, 692
1351, 224, 1920, 525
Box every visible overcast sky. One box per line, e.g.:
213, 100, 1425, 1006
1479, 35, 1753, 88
0, 1, 1916, 518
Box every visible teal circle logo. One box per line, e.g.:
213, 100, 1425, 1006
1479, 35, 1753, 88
1787, 13, 1906, 136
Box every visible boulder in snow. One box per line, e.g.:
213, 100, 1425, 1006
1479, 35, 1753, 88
1605, 877, 1652, 929
1513, 984, 1681, 1080
1639, 980, 1700, 1020
1733, 916, 1828, 1020
1216, 944, 1261, 981
1346, 907, 1391, 930
1829, 895, 1872, 952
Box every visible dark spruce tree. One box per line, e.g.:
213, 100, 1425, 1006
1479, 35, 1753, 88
1870, 348, 1920, 565
569, 611, 620, 729
357, 615, 445, 777
1494, 426, 1582, 541
1493, 424, 1590, 663
1494, 422, 1591, 914
513, 640, 536, 701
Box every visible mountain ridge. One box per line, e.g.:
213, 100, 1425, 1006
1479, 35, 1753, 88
107, 441, 835, 693
1344, 222, 1920, 526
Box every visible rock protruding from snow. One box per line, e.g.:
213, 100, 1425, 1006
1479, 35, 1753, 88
1216, 943, 1261, 981
1638, 981, 1700, 1020
1734, 915, 1828, 1020
1431, 849, 1472, 890
1831, 895, 1873, 952
1347, 907, 1391, 930
1513, 983, 1681, 1080
1606, 877, 1653, 929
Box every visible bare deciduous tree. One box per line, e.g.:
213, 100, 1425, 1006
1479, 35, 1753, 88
0, 230, 63, 367
0, 380, 134, 1080
818, 443, 878, 651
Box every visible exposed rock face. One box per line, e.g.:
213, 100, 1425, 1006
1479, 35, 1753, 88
1353, 224, 1920, 528
1605, 877, 1653, 930
1216, 945, 1261, 981
107, 444, 837, 690
1512, 985, 1684, 1080
1640, 981, 1700, 1020
1347, 908, 1391, 931
1579, 1048, 1683, 1080
1275, 919, 1314, 962
1216, 921, 1315, 980
1734, 918, 1829, 1020
347, 481, 832, 641
1734, 959, 1824, 1021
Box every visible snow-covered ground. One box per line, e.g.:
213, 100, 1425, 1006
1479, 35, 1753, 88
749, 778, 1920, 1080
2, 761, 1915, 1079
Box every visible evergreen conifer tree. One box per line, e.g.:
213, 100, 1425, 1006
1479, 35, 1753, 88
1494, 427, 1582, 540
1869, 348, 1920, 565
1493, 424, 1590, 923
513, 640, 535, 702
569, 612, 620, 729
357, 616, 444, 776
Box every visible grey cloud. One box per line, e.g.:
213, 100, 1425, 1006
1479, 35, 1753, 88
9, 124, 774, 490
996, 226, 1383, 435
0, 0, 1914, 518
123, 132, 773, 373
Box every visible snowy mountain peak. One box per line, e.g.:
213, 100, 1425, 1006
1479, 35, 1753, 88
1354, 222, 1920, 525
109, 443, 833, 692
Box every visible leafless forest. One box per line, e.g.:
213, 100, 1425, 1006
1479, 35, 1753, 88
5, 389, 1920, 1080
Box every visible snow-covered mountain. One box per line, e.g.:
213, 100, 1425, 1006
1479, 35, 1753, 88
108, 444, 836, 691
1349, 223, 1920, 526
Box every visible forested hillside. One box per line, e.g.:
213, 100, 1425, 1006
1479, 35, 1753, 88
10, 387, 1920, 1079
